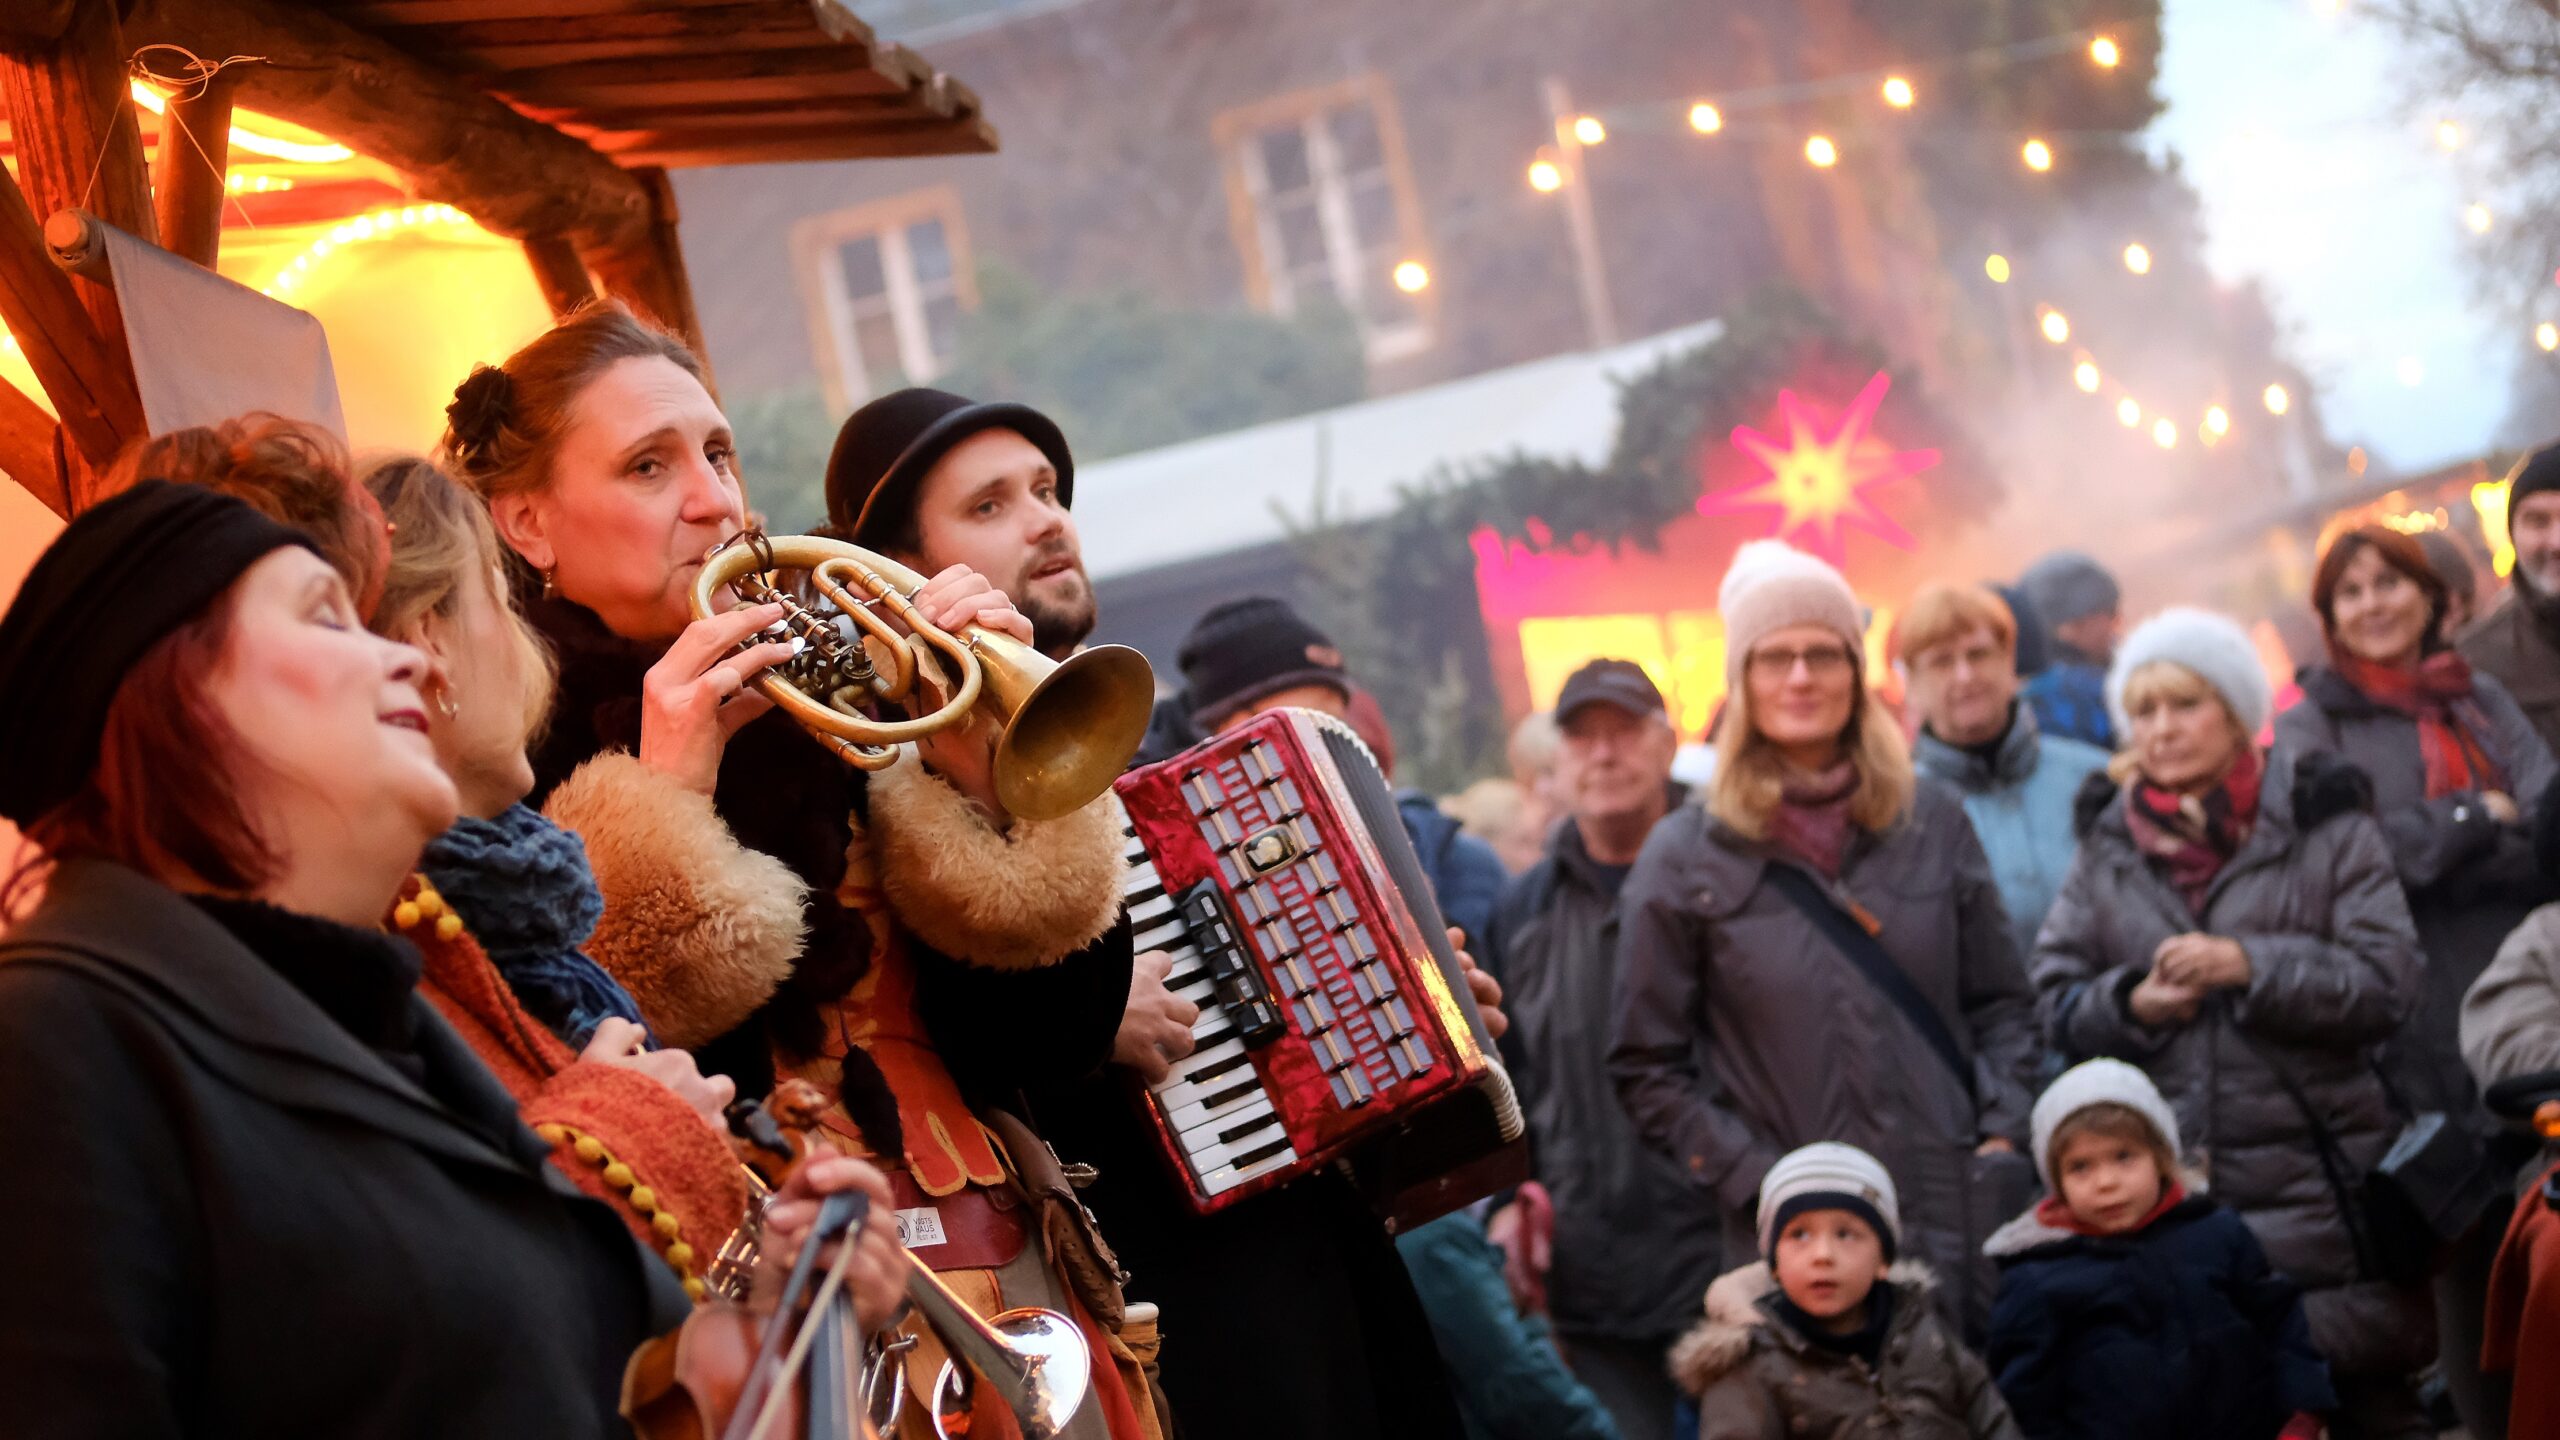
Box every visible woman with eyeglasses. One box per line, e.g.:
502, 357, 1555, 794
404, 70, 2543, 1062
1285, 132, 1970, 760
1610, 541, 2043, 1335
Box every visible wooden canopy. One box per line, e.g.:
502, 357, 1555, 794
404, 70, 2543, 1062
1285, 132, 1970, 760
0, 0, 996, 517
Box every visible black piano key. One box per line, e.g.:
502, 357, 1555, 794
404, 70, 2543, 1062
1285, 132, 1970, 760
1234, 1134, 1296, 1170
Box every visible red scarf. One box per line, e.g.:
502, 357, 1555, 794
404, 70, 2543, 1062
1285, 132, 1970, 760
2333, 649, 2507, 800
2124, 746, 2262, 914
1768, 760, 1859, 879
2033, 1179, 2189, 1238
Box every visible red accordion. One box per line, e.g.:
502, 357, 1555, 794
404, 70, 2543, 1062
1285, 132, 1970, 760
1114, 709, 1526, 1226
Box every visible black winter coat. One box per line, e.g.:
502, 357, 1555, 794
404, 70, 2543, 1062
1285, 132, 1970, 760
524, 597, 1130, 1145
0, 861, 687, 1438
1984, 1196, 2334, 1440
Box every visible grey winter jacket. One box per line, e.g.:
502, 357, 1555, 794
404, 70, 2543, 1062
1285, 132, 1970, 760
2029, 746, 2433, 1378
2461, 902, 2560, 1091
1485, 796, 1719, 1341
1911, 707, 2113, 961
1671, 1261, 2021, 1440
2274, 664, 2556, 1121
1609, 782, 2042, 1330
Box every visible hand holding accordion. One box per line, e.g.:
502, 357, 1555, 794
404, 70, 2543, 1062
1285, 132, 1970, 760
1115, 709, 1528, 1229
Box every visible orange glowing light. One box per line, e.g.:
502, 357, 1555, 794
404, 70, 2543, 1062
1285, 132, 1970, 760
1700, 371, 1940, 562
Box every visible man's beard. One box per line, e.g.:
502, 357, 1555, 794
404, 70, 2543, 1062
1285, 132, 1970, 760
1017, 565, 1098, 657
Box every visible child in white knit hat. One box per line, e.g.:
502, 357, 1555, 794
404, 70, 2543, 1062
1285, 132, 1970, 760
1983, 1060, 2334, 1439
1671, 1142, 2020, 1438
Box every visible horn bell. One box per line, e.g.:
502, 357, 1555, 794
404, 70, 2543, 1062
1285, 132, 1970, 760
979, 635, 1155, 822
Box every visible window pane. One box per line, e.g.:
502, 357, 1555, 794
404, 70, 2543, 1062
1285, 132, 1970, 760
1275, 197, 1329, 270
1258, 126, 1312, 194
923, 294, 962, 370
1348, 177, 1398, 250
1329, 103, 1384, 175
838, 234, 888, 300
1364, 273, 1421, 331
909, 218, 953, 284
854, 311, 903, 383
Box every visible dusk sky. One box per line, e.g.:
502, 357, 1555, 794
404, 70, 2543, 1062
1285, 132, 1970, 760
2153, 0, 2516, 472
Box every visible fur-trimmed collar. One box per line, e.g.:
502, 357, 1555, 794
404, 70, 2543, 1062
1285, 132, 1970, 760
861, 750, 1124, 971
1669, 1259, 1937, 1395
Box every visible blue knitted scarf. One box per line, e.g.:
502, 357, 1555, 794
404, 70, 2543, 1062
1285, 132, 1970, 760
420, 804, 651, 1051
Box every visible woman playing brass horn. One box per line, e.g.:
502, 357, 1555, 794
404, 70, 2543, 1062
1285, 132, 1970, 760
442, 302, 1162, 1440
0, 475, 905, 1435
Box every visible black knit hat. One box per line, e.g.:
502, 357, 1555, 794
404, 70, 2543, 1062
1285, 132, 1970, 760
0, 480, 317, 824
1179, 597, 1348, 729
823, 387, 1074, 549
2508, 442, 2560, 517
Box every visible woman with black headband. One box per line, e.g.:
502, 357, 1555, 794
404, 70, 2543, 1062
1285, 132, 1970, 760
0, 479, 902, 1436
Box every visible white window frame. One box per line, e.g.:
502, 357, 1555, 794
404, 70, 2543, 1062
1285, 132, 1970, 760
789, 187, 976, 413
1218, 78, 1434, 365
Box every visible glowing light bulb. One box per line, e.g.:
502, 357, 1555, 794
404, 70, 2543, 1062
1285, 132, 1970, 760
2074, 361, 2101, 394
2539, 323, 2559, 353
2204, 405, 2232, 437
2090, 36, 2122, 68
2153, 417, 2178, 449
2466, 203, 2494, 235
2437, 120, 2465, 151
1528, 159, 1564, 193
1572, 115, 1607, 146
2023, 138, 2055, 173
2040, 310, 2071, 344
2123, 242, 2153, 275
2264, 383, 2291, 416
1689, 101, 1724, 135
1392, 260, 1430, 294
2117, 397, 2143, 428
1984, 253, 2011, 284
1882, 77, 1916, 109
1805, 134, 1840, 168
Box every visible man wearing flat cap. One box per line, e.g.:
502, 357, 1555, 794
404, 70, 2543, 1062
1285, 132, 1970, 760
825, 391, 1472, 1440
1479, 658, 1710, 1438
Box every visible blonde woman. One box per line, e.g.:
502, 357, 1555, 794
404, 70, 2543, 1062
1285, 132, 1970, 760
2032, 607, 2429, 1437
1610, 541, 2041, 1334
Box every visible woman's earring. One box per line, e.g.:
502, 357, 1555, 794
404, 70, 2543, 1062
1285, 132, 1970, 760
428, 677, 460, 722
540, 566, 559, 601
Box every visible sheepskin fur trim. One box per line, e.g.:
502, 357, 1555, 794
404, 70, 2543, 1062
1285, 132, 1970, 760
864, 751, 1124, 972
1669, 1259, 1938, 1395
543, 752, 808, 1049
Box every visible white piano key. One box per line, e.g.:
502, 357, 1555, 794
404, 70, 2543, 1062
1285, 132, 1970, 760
1150, 1038, 1251, 1111
1164, 1078, 1272, 1136
1127, 892, 1176, 929
1198, 1143, 1300, 1197
1134, 919, 1189, 955
1181, 1116, 1287, 1168
1172, 975, 1218, 1008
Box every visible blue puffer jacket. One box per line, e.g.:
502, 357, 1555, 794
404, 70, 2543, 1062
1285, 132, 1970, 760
1983, 1195, 2334, 1440
2022, 657, 2116, 752
1397, 789, 1507, 948
1911, 708, 2110, 961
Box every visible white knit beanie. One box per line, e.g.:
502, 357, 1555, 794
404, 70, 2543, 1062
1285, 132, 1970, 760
1718, 540, 1865, 687
2105, 606, 2271, 739
2031, 1058, 2184, 1186
1757, 1141, 1902, 1260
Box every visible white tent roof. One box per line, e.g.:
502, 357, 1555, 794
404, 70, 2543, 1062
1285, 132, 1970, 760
1076, 320, 1724, 580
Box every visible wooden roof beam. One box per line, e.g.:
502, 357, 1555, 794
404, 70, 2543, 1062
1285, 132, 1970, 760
122, 0, 654, 251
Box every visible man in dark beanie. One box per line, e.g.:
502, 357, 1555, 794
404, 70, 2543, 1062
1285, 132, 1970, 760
2016, 550, 2122, 749
828, 393, 1476, 1439
2464, 441, 2560, 755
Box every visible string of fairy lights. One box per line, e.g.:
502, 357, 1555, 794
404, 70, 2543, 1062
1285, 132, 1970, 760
1521, 17, 2551, 450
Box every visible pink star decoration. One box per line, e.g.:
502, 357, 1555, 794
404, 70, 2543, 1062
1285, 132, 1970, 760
1699, 370, 1940, 564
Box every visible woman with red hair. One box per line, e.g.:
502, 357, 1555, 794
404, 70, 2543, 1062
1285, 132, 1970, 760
2275, 522, 2558, 1436
0, 479, 900, 1435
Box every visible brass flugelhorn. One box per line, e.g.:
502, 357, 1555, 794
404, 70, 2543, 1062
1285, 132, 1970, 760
690, 530, 1153, 822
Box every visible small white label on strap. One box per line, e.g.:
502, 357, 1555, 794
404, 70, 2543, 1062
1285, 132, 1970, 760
895, 1206, 948, 1249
